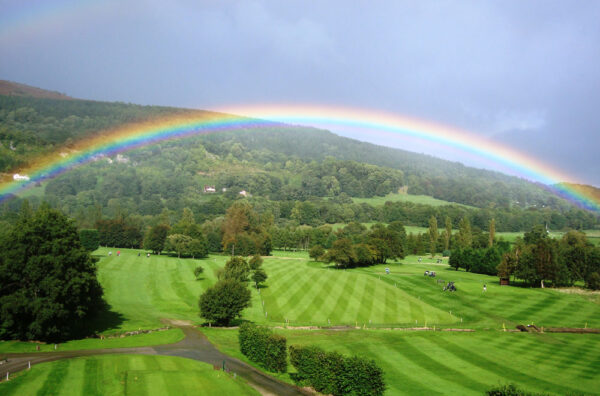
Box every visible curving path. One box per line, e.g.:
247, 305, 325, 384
1, 325, 311, 396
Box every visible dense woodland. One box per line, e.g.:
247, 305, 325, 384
0, 94, 599, 264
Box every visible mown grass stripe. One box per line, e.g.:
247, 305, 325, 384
36, 359, 69, 396
356, 275, 377, 323
324, 272, 358, 324
392, 336, 490, 392
361, 340, 446, 395
427, 335, 585, 395
82, 358, 102, 396
284, 269, 332, 323
384, 281, 399, 324
295, 267, 339, 322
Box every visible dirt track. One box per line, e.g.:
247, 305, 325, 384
1, 325, 311, 396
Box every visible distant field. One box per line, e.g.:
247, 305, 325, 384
352, 192, 474, 208
203, 328, 600, 396
0, 354, 259, 396
497, 229, 600, 246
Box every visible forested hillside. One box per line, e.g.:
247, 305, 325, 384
0, 91, 598, 235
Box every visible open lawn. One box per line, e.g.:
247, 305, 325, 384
203, 327, 600, 396
0, 354, 259, 396
94, 248, 600, 330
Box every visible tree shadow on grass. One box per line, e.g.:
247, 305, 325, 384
82, 301, 125, 336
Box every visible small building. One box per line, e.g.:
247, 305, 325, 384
13, 173, 30, 181
204, 185, 216, 193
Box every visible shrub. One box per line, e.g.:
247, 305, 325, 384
586, 272, 600, 290
194, 266, 204, 280
486, 383, 549, 396
289, 344, 385, 396
239, 323, 287, 373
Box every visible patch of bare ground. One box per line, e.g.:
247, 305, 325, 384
556, 287, 600, 304
161, 318, 194, 326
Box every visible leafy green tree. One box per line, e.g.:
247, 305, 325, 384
165, 234, 193, 257
443, 216, 452, 251
323, 238, 357, 269
251, 267, 268, 287
489, 218, 496, 247
249, 254, 263, 270
428, 215, 438, 258
309, 245, 325, 261
222, 256, 250, 282
0, 204, 104, 342
144, 223, 169, 254
194, 266, 204, 280
457, 217, 472, 248
449, 247, 462, 271
368, 226, 405, 263
78, 228, 99, 251
188, 237, 209, 259
199, 279, 251, 326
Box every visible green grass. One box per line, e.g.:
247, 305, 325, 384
352, 192, 475, 208
95, 248, 232, 330
6, 247, 600, 395
0, 329, 184, 353
0, 354, 260, 396
202, 327, 600, 396
94, 248, 600, 330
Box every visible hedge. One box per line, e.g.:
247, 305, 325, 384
239, 322, 287, 373
289, 344, 385, 396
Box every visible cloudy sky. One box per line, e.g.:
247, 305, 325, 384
1, 0, 599, 185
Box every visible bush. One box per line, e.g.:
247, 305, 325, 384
309, 245, 325, 261
486, 383, 549, 396
586, 272, 600, 290
239, 323, 287, 373
289, 344, 385, 396
194, 266, 204, 280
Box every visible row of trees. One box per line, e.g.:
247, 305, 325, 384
497, 226, 600, 289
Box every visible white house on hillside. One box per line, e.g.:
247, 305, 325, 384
13, 174, 30, 181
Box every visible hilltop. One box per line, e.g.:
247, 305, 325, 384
0, 80, 72, 100
0, 81, 598, 231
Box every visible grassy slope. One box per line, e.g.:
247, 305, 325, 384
352, 192, 475, 208
202, 328, 600, 396
0, 354, 259, 396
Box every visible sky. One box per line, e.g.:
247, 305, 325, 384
1, 0, 599, 186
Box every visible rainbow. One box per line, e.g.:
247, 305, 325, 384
0, 104, 598, 211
